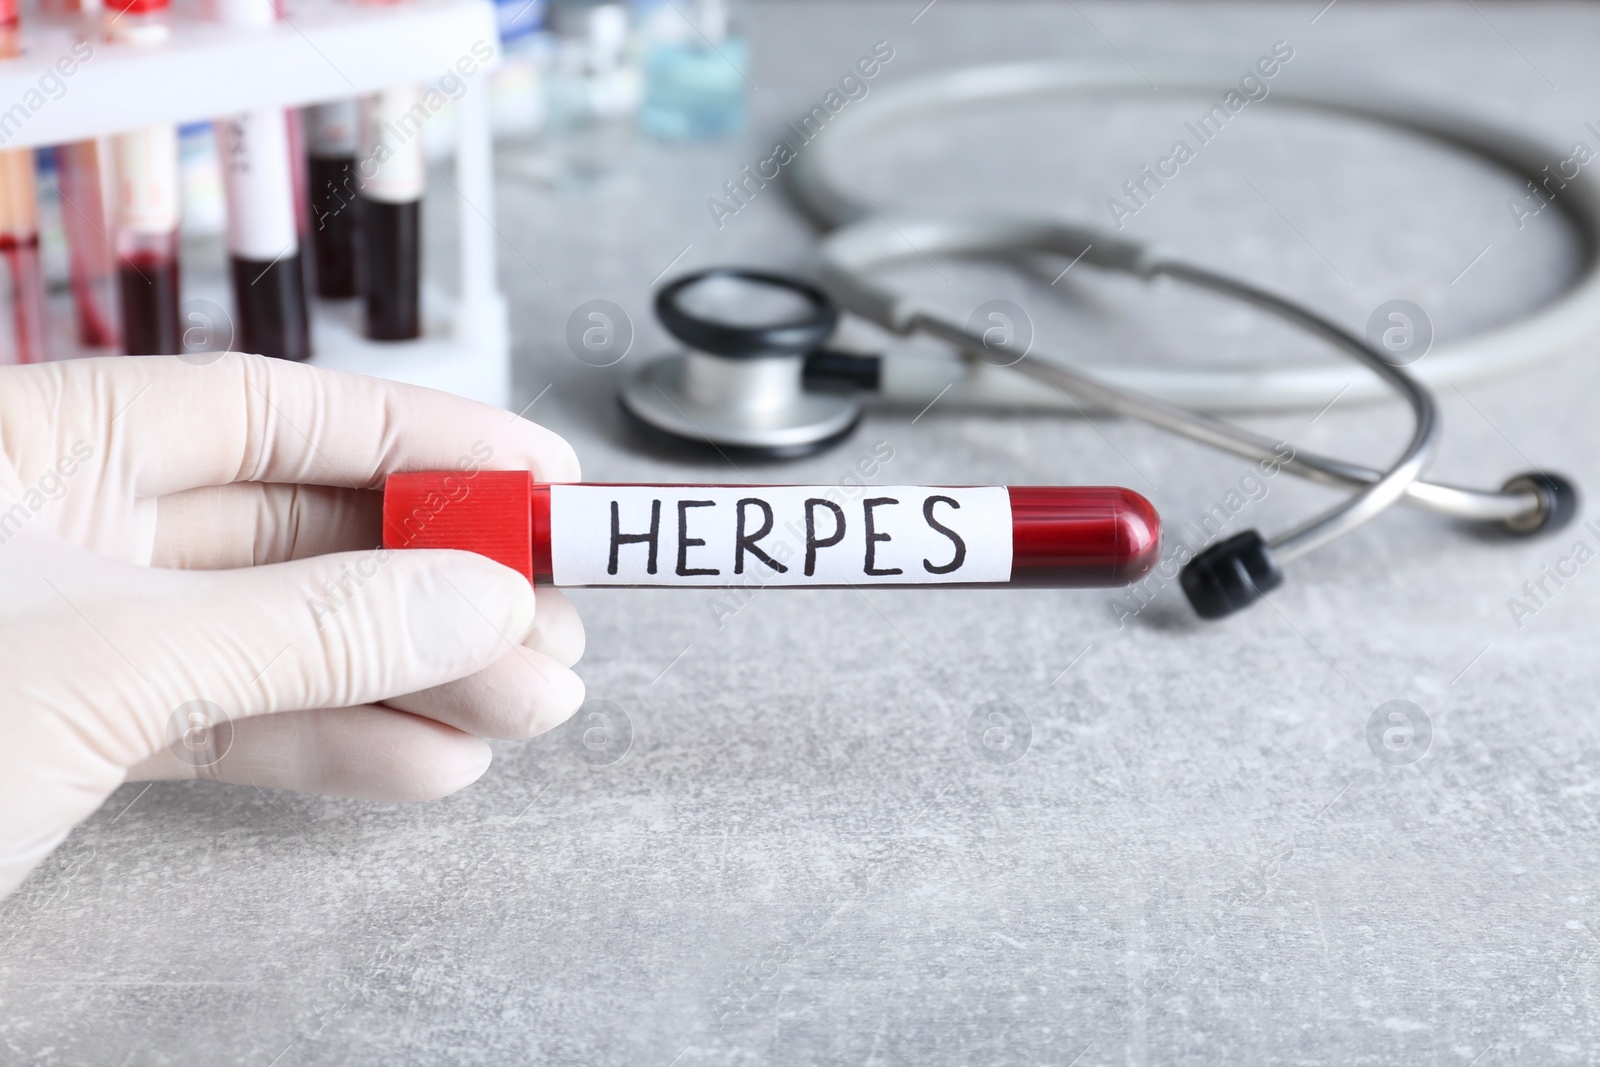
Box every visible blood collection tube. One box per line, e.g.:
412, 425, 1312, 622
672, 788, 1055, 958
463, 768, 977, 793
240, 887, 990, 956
54, 0, 118, 349
285, 107, 313, 297
105, 0, 181, 355
54, 141, 119, 349
0, 0, 46, 364
0, 151, 47, 364
382, 472, 1160, 589
303, 101, 361, 298
212, 0, 311, 361
358, 86, 424, 340
213, 116, 310, 360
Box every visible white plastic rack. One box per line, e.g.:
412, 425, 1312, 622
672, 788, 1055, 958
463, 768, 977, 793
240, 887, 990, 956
4, 0, 509, 406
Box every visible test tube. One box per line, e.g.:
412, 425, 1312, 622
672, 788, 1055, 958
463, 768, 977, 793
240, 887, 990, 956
212, 0, 311, 361
54, 0, 118, 348
303, 101, 360, 298
109, 126, 180, 355
104, 0, 181, 355
284, 106, 312, 293
213, 113, 310, 361
53, 141, 118, 349
0, 0, 47, 364
383, 472, 1161, 589
0, 151, 47, 365
357, 86, 424, 340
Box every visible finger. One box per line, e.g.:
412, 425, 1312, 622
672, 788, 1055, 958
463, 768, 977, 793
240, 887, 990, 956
0, 541, 528, 895
152, 486, 585, 659
374, 583, 583, 737
126, 705, 493, 801
151, 489, 583, 672
4, 353, 579, 501
197, 549, 536, 717
34, 545, 540, 761
151, 483, 383, 569
527, 585, 584, 667
383, 647, 584, 740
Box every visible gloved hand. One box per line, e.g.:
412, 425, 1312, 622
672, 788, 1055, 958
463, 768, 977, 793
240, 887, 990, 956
0, 353, 586, 898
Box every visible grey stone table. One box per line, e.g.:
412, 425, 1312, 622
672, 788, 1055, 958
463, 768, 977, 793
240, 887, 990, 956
6, 2, 1600, 1063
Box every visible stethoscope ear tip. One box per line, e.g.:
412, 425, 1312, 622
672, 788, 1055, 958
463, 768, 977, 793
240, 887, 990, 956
1498, 472, 1580, 537
1177, 472, 1579, 621
1180, 529, 1284, 621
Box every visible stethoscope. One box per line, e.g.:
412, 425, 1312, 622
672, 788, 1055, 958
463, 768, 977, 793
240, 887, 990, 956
619, 61, 1591, 619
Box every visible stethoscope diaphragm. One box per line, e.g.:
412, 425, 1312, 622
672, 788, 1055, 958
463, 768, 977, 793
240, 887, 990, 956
619, 268, 864, 458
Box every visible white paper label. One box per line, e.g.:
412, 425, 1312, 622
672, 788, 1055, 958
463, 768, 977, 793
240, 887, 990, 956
359, 86, 427, 204
214, 108, 298, 261
549, 485, 1013, 587
111, 125, 179, 235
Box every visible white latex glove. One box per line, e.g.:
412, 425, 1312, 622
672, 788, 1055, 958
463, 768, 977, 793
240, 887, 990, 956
0, 354, 586, 898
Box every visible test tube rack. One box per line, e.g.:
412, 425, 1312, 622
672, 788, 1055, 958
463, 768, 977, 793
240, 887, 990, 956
3, 0, 510, 407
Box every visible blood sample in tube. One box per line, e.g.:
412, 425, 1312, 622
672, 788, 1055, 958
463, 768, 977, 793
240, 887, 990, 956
116, 250, 180, 354
286, 107, 310, 251
304, 101, 361, 298
109, 126, 181, 356
105, 0, 181, 355
215, 110, 311, 361
382, 472, 1161, 589
211, 0, 310, 361
54, 141, 119, 349
55, 0, 117, 347
358, 86, 424, 341
0, 0, 46, 364
0, 150, 48, 365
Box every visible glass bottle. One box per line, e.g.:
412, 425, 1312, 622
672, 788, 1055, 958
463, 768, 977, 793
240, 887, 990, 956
637, 0, 747, 141
541, 0, 640, 186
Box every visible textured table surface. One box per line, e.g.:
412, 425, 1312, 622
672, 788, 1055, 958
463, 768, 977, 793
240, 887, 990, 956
6, 2, 1600, 1064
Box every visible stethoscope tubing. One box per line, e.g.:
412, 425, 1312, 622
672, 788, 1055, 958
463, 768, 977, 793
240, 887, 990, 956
790, 59, 1600, 410
1130, 260, 1434, 562
814, 213, 1541, 547
819, 215, 1542, 531
901, 259, 1437, 564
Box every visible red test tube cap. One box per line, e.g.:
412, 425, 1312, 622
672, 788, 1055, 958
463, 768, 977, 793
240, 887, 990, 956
383, 470, 535, 581
105, 0, 169, 13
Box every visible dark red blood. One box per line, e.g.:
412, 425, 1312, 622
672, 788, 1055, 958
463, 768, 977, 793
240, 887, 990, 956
117, 249, 180, 356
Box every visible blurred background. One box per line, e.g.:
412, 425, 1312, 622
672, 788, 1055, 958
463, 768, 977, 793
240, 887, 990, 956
6, 3, 1600, 1065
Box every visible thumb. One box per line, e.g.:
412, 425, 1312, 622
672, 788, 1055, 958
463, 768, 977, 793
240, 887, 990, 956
0, 541, 533, 897
162, 547, 538, 730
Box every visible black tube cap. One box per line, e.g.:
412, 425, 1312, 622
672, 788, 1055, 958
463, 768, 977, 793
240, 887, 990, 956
1181, 529, 1284, 620
1498, 472, 1579, 536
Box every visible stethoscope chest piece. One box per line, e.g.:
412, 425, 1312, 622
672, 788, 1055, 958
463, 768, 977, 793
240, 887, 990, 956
620, 269, 862, 458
